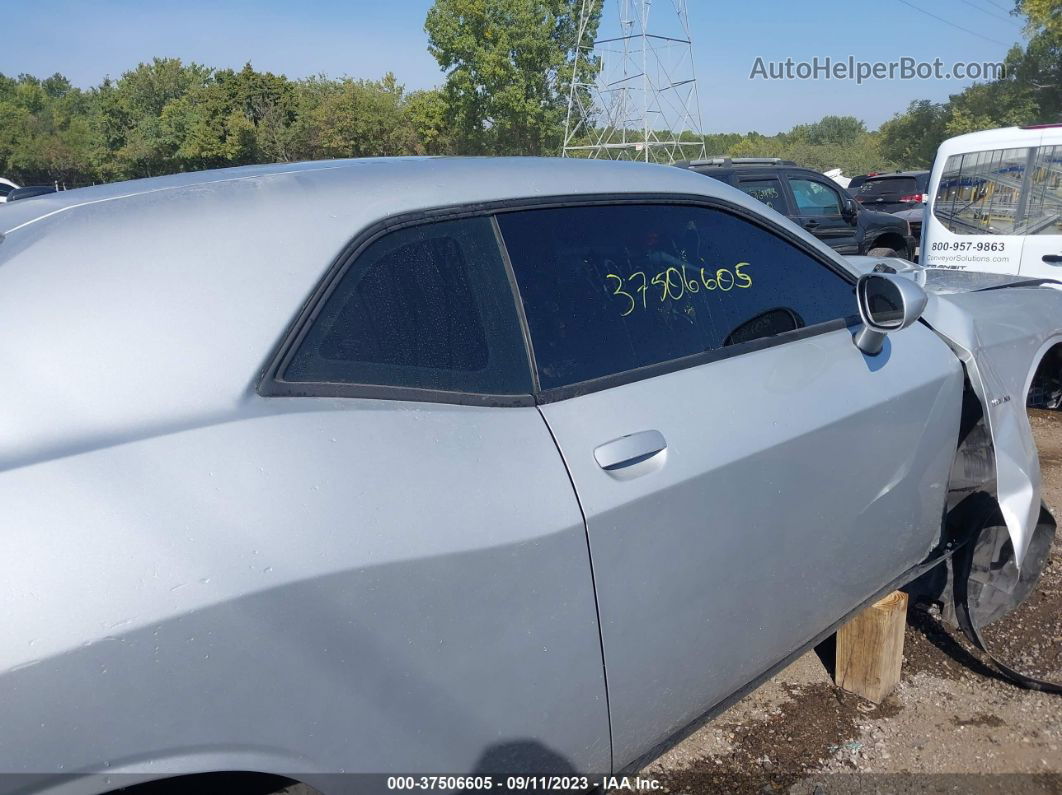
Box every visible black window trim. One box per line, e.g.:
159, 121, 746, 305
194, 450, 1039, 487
258, 192, 860, 407
533, 317, 851, 404
258, 212, 538, 408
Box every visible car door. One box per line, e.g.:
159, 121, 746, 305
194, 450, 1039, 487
787, 172, 859, 254
1018, 142, 1062, 279
496, 201, 964, 770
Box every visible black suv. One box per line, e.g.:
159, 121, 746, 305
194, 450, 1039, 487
677, 158, 916, 260
852, 171, 929, 215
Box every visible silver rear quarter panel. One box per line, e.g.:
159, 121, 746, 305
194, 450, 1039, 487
0, 400, 610, 781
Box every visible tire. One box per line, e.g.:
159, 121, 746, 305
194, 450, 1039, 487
1028, 366, 1062, 410
867, 246, 903, 259
964, 506, 1055, 626
934, 502, 1057, 628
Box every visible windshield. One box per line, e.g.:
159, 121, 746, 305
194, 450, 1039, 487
859, 177, 918, 197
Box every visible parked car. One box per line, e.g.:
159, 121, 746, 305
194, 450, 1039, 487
676, 157, 916, 260
0, 178, 18, 203
5, 185, 57, 202
893, 206, 926, 261
823, 167, 851, 188
846, 173, 873, 193
1, 158, 1060, 792
854, 170, 930, 214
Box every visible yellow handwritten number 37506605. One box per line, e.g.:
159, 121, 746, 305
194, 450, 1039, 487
606, 263, 752, 317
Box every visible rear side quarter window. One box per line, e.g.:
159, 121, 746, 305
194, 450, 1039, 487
273, 216, 533, 400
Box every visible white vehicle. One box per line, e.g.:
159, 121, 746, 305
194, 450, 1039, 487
0, 178, 19, 203
923, 124, 1062, 280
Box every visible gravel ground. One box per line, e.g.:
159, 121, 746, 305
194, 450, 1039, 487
636, 409, 1062, 793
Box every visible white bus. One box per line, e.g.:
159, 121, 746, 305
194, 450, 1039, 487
923, 124, 1062, 280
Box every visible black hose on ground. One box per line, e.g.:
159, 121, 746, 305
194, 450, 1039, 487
949, 509, 1062, 694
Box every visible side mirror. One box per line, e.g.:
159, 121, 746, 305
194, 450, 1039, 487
842, 197, 858, 224
853, 273, 928, 356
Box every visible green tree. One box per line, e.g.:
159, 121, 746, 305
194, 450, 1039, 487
97, 57, 213, 177
788, 115, 867, 147
291, 73, 418, 160
405, 88, 454, 155
944, 77, 1040, 136
1011, 2, 1062, 122
1016, 0, 1062, 38
878, 100, 949, 168
0, 73, 97, 185
425, 0, 601, 155
157, 64, 299, 170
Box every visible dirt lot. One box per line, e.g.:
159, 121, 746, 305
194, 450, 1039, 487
638, 410, 1062, 793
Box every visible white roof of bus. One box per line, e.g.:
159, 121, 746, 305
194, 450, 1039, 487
937, 125, 1062, 157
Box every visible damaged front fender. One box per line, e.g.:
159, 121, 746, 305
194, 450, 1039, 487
918, 282, 1062, 567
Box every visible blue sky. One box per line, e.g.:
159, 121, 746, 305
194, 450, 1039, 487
3, 0, 1028, 134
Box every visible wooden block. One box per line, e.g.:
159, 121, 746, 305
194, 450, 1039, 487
835, 590, 908, 703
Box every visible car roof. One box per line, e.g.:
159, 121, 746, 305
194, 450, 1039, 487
676, 157, 799, 167
0, 155, 847, 297
681, 164, 831, 185
1, 156, 740, 237
863, 171, 929, 178
936, 125, 1061, 158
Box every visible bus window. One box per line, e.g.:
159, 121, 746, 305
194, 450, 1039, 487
1026, 145, 1062, 237
933, 148, 1030, 235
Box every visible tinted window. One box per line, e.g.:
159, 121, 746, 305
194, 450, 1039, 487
0, 184, 13, 198
285, 217, 532, 395
737, 178, 787, 214
789, 178, 843, 216
7, 186, 56, 201
497, 204, 855, 390
858, 177, 919, 197
933, 148, 1030, 235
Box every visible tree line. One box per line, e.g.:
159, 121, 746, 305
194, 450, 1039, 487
1, 0, 1058, 188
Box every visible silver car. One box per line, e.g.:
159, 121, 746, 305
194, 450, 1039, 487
1, 158, 1060, 793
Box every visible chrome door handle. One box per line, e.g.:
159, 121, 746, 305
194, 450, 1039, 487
594, 430, 667, 471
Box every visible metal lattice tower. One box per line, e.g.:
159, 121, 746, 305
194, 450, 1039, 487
562, 0, 707, 162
